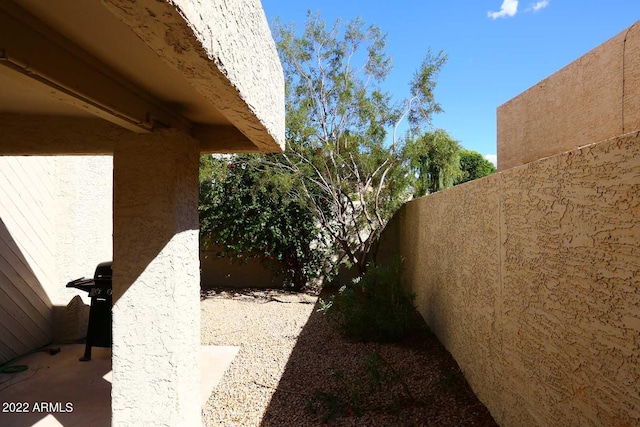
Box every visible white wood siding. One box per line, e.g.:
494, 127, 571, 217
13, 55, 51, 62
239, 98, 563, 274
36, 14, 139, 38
0, 157, 55, 364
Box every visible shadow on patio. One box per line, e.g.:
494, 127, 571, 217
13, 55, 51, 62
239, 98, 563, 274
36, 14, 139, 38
0, 344, 238, 427
0, 344, 111, 427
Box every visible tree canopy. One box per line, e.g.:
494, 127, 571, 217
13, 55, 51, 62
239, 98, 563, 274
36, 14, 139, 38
403, 129, 462, 197
198, 13, 487, 285
270, 12, 447, 275
455, 149, 497, 185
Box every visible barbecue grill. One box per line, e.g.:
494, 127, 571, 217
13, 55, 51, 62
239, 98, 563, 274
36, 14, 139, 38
66, 261, 112, 361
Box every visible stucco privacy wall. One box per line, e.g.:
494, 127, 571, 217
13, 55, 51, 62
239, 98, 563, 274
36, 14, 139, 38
497, 21, 640, 171
201, 247, 286, 289
380, 131, 640, 426
0, 156, 112, 363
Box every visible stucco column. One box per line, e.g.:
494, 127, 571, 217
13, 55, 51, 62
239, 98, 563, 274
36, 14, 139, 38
111, 129, 201, 427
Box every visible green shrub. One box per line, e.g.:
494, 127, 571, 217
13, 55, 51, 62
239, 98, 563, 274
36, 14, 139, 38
199, 154, 326, 290
319, 260, 421, 342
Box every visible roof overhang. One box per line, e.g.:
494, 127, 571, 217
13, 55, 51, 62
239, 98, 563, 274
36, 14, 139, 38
0, 0, 285, 154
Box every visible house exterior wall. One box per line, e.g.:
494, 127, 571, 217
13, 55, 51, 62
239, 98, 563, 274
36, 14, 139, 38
0, 157, 56, 364
0, 156, 112, 364
2, 0, 284, 424
103, 0, 285, 153
53, 156, 113, 305
497, 21, 640, 171
379, 129, 640, 427
112, 130, 201, 427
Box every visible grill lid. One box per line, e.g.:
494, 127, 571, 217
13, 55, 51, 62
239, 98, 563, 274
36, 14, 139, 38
94, 261, 112, 282
66, 261, 112, 295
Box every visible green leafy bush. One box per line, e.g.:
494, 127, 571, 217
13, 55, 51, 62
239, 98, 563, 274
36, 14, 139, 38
199, 154, 326, 290
320, 261, 421, 342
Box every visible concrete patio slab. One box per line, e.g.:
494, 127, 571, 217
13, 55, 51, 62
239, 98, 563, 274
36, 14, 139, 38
0, 344, 239, 427
199, 345, 239, 407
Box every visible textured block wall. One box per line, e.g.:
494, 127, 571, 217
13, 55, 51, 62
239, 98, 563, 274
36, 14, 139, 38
200, 246, 285, 289
497, 21, 640, 171
381, 131, 640, 426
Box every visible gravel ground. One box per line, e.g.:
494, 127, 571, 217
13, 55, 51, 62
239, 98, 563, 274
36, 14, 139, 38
201, 289, 497, 427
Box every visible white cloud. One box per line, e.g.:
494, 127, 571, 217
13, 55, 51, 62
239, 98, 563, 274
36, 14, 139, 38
484, 154, 498, 167
487, 0, 519, 19
527, 0, 549, 12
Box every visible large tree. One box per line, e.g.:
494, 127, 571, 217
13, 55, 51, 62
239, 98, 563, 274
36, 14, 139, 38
270, 13, 447, 275
455, 149, 496, 185
199, 13, 450, 282
403, 129, 462, 197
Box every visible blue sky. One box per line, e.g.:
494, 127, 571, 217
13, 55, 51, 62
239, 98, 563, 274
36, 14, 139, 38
260, 0, 640, 165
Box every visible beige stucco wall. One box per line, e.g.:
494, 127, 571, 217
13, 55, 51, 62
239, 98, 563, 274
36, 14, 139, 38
497, 21, 640, 171
200, 247, 285, 289
54, 156, 113, 305
103, 0, 285, 152
112, 130, 201, 427
380, 131, 640, 426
